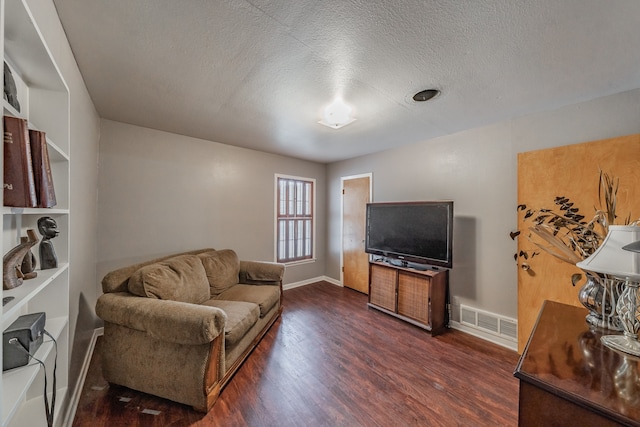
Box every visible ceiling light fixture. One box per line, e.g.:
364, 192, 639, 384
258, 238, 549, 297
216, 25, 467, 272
412, 89, 440, 102
318, 97, 356, 129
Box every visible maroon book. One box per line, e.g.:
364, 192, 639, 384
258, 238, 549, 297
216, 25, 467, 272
3, 116, 37, 207
29, 129, 56, 208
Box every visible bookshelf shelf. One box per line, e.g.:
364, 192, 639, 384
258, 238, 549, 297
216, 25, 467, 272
1, 0, 71, 426
1, 101, 20, 120
46, 138, 70, 162
2, 207, 69, 215
2, 264, 69, 321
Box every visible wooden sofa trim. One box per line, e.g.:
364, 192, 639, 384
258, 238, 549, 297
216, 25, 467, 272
198, 302, 282, 413
196, 333, 223, 413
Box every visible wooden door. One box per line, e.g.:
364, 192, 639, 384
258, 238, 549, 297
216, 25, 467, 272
342, 175, 371, 293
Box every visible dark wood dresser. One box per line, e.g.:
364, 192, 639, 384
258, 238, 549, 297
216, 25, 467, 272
515, 300, 640, 427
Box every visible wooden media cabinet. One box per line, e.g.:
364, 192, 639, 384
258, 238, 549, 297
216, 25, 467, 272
368, 261, 448, 334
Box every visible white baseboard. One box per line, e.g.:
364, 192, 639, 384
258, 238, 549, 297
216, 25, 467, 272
63, 327, 104, 427
283, 276, 342, 290
448, 320, 518, 352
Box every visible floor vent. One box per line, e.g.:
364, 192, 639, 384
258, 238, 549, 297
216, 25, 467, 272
460, 305, 517, 341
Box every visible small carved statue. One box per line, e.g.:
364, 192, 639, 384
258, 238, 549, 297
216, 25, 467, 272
38, 216, 59, 270
20, 234, 37, 280
3, 229, 38, 290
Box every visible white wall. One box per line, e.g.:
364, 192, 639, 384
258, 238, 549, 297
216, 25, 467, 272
26, 0, 101, 404
327, 88, 640, 321
96, 119, 327, 285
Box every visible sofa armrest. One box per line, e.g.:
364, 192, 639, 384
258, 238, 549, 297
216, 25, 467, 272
96, 292, 226, 345
239, 260, 285, 285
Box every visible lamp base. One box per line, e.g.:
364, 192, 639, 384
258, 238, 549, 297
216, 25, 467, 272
601, 335, 640, 357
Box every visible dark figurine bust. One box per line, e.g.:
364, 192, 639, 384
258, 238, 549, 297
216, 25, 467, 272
38, 216, 58, 270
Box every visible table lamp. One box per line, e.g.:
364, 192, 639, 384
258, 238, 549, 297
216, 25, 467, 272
576, 225, 640, 356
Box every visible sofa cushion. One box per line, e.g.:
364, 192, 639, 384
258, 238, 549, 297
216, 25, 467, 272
127, 255, 210, 304
201, 299, 259, 346
101, 248, 215, 294
215, 284, 280, 318
198, 250, 240, 296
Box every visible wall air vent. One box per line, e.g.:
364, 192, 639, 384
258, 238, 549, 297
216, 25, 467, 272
460, 305, 517, 341
461, 306, 476, 325
499, 318, 518, 340
478, 312, 499, 334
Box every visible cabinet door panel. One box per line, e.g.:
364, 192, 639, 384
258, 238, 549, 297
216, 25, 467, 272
369, 264, 396, 311
398, 272, 429, 324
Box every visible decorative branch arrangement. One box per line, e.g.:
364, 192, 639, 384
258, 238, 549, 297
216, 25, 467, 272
511, 170, 638, 285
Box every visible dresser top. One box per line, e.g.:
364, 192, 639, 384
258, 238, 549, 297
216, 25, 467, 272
515, 300, 640, 426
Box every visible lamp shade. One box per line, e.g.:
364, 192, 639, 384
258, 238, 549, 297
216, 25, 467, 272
576, 225, 640, 281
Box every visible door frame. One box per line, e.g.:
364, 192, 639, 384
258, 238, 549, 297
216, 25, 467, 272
340, 173, 373, 285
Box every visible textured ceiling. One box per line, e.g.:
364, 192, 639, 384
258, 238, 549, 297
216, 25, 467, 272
53, 0, 640, 163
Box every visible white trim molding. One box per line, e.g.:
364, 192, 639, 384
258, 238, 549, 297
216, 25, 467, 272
449, 321, 517, 351
274, 173, 317, 264
283, 276, 342, 291
63, 327, 104, 427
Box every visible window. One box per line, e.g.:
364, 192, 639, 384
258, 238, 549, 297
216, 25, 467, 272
276, 175, 315, 263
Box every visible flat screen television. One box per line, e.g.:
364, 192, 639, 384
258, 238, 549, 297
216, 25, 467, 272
365, 201, 453, 269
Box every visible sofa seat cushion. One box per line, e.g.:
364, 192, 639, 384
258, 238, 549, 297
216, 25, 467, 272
215, 284, 279, 318
198, 250, 240, 296
127, 255, 210, 304
202, 299, 259, 346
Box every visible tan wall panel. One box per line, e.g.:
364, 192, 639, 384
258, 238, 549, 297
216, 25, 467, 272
517, 134, 640, 352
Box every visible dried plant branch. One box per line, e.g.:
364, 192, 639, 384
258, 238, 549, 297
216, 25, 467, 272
528, 225, 585, 265
511, 169, 633, 279
598, 170, 619, 229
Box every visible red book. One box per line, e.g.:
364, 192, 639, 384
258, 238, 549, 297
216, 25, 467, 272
3, 116, 37, 207
28, 129, 56, 208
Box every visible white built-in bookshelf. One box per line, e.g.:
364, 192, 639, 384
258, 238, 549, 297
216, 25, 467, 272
1, 0, 71, 426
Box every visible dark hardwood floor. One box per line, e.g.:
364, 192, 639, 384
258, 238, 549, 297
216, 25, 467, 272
72, 282, 520, 426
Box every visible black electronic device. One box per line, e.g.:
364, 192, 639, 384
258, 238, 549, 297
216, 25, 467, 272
3, 312, 45, 371
365, 201, 453, 269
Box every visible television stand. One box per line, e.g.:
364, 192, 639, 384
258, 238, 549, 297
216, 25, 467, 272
368, 261, 449, 334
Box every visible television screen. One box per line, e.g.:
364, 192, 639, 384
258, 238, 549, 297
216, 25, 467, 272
365, 201, 453, 268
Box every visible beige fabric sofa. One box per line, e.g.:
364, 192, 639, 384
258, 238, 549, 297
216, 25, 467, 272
95, 248, 284, 412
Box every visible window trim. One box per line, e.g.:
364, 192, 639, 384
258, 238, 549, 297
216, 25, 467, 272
274, 174, 316, 264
